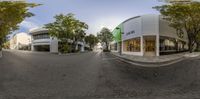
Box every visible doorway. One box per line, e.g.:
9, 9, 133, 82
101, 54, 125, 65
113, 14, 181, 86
144, 36, 156, 56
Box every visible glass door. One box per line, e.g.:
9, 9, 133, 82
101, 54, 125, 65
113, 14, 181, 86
145, 40, 155, 52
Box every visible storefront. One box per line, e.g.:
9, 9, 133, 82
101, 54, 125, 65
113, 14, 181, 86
113, 14, 188, 56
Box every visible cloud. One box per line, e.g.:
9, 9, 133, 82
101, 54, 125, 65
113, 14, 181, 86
19, 20, 40, 31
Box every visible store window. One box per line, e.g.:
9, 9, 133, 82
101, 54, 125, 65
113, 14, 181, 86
123, 37, 141, 52
160, 37, 176, 52
110, 43, 118, 51
159, 36, 187, 53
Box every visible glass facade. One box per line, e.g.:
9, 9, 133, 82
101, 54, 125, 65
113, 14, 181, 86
123, 37, 140, 52
144, 37, 156, 52
33, 33, 50, 40
159, 36, 187, 54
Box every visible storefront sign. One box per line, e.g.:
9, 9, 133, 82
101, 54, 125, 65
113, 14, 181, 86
126, 30, 135, 36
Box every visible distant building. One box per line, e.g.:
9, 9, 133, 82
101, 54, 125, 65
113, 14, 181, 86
29, 28, 58, 53
10, 32, 31, 50
29, 27, 88, 53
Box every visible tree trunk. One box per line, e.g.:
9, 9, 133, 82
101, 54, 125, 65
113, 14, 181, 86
188, 33, 194, 53
89, 44, 92, 50
105, 42, 109, 51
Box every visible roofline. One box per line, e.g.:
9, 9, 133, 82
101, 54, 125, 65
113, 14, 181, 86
122, 16, 141, 24
29, 28, 48, 34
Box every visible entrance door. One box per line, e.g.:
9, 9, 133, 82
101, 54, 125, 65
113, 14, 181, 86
144, 36, 156, 56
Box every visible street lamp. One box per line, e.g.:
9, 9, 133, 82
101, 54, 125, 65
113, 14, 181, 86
116, 27, 123, 55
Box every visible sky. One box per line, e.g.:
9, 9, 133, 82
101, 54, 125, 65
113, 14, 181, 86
15, 0, 165, 36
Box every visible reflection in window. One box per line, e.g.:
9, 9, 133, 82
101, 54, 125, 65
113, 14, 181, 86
159, 36, 187, 52
123, 38, 140, 52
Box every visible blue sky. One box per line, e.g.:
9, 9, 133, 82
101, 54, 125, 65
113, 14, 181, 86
16, 0, 164, 35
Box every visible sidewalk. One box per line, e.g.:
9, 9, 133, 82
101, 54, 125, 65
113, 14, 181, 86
111, 52, 200, 67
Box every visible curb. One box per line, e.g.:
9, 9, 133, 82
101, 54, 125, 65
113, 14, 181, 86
110, 53, 185, 67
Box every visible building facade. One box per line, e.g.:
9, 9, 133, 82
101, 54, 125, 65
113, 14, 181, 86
29, 28, 87, 53
29, 28, 58, 53
10, 32, 31, 50
111, 14, 188, 56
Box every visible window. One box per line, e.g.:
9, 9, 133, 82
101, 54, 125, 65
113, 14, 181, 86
123, 38, 140, 52
159, 36, 187, 52
33, 33, 50, 40
160, 37, 176, 52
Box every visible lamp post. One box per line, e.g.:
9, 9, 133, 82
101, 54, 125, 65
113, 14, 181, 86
116, 27, 123, 55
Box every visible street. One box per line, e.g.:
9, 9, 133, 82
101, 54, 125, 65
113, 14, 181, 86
0, 50, 200, 99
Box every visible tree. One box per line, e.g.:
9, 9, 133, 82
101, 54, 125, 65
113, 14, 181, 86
0, 1, 39, 51
154, 2, 200, 53
45, 13, 88, 53
3, 41, 10, 49
85, 34, 98, 50
196, 33, 200, 51
97, 27, 113, 51
72, 19, 88, 52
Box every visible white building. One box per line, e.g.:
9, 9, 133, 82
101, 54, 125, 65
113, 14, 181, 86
29, 28, 87, 53
10, 32, 31, 50
111, 14, 188, 56
29, 28, 58, 53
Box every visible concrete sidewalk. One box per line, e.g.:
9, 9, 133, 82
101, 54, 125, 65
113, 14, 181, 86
111, 52, 200, 67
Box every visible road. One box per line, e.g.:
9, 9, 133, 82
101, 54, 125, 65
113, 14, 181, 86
0, 50, 200, 99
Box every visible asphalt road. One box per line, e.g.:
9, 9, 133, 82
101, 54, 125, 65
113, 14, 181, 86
0, 50, 200, 99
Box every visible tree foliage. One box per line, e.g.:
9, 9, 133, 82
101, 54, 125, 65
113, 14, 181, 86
97, 27, 113, 51
85, 34, 98, 50
154, 2, 200, 52
45, 13, 88, 53
0, 1, 39, 50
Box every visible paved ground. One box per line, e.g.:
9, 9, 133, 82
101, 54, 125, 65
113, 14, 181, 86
0, 50, 200, 99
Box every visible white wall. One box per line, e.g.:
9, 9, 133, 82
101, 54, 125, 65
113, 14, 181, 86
50, 37, 58, 53
122, 16, 142, 41
142, 14, 159, 36
16, 33, 31, 45
10, 32, 31, 50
